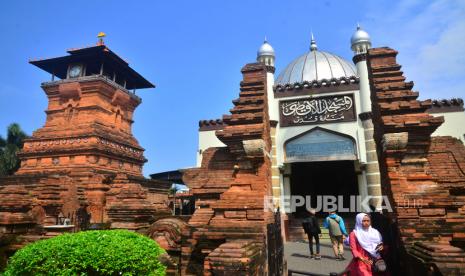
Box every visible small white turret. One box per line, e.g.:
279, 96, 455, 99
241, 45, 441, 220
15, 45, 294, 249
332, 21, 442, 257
351, 24, 371, 55
351, 24, 372, 113
257, 37, 275, 67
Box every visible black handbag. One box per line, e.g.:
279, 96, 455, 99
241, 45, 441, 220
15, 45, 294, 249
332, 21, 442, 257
372, 258, 387, 272
302, 221, 312, 234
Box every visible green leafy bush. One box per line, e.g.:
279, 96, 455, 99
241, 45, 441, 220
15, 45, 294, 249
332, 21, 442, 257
3, 230, 166, 275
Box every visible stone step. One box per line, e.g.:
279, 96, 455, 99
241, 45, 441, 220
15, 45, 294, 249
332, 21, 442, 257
287, 217, 355, 242
288, 227, 334, 242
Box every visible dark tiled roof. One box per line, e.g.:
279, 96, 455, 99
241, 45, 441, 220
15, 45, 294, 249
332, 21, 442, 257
30, 44, 154, 90
199, 119, 226, 131
428, 98, 464, 114
274, 76, 359, 92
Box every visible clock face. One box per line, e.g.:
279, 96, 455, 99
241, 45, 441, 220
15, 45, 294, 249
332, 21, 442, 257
69, 65, 82, 78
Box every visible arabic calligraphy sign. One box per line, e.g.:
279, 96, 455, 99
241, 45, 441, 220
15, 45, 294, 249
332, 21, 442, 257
279, 94, 356, 127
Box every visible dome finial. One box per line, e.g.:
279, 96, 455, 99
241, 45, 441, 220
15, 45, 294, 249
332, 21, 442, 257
357, 22, 361, 30
264, 35, 267, 43
310, 31, 317, 51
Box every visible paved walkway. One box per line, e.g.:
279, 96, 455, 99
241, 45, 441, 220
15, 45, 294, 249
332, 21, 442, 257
285, 241, 352, 275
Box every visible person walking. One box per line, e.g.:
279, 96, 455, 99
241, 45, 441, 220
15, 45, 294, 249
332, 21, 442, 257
345, 213, 389, 275
302, 209, 321, 260
323, 211, 348, 260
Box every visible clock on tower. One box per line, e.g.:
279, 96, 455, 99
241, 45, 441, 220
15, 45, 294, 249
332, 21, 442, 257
68, 64, 83, 78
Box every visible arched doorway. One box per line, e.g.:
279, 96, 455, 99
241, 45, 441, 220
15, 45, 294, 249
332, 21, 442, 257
283, 127, 360, 241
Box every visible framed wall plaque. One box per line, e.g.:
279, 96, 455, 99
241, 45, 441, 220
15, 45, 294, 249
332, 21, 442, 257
279, 94, 356, 127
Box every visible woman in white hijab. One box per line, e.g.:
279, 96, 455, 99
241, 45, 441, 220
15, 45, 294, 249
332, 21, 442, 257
344, 213, 389, 276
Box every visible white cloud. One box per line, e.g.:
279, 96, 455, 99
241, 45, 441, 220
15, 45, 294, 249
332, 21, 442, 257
418, 20, 465, 78
364, 0, 465, 98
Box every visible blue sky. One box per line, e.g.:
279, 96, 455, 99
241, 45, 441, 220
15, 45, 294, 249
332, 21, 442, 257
1, 0, 464, 176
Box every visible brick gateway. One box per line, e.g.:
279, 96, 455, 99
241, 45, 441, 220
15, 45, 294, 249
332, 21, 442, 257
0, 38, 465, 275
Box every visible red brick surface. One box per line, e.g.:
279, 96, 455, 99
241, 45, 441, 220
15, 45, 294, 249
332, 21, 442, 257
367, 47, 465, 275
159, 63, 275, 275
0, 77, 170, 265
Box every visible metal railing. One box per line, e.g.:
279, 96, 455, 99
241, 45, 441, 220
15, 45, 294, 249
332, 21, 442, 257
288, 269, 349, 276
41, 75, 141, 100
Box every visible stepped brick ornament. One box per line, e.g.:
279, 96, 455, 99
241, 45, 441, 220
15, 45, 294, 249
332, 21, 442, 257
0, 38, 171, 264
156, 63, 276, 275
366, 47, 465, 275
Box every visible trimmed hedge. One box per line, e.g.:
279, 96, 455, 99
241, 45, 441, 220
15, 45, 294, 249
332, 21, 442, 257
3, 230, 166, 275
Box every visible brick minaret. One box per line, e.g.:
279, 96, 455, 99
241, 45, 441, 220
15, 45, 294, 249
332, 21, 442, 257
20, 44, 153, 176
0, 41, 170, 265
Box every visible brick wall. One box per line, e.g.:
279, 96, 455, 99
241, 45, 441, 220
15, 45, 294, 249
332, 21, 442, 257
366, 47, 465, 275
169, 62, 276, 275
0, 78, 171, 269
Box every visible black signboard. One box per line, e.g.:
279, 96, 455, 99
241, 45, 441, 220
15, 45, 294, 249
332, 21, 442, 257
279, 94, 356, 127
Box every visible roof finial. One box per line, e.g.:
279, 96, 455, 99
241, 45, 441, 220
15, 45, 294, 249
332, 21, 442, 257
97, 32, 106, 46
264, 35, 267, 43
310, 31, 317, 51
356, 22, 361, 30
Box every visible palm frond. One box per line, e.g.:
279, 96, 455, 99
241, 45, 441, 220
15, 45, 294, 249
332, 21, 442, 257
0, 134, 6, 148
7, 123, 28, 147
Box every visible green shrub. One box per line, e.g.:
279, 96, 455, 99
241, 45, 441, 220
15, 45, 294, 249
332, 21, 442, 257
3, 230, 166, 276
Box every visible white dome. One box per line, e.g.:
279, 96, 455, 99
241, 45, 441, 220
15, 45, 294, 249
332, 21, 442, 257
257, 40, 275, 57
276, 49, 357, 84
351, 25, 371, 54
351, 28, 371, 45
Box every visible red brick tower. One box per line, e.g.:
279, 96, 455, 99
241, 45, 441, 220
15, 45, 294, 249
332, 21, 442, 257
0, 39, 170, 264
21, 41, 153, 176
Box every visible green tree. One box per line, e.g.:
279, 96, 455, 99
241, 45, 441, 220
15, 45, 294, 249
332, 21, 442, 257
0, 123, 28, 176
